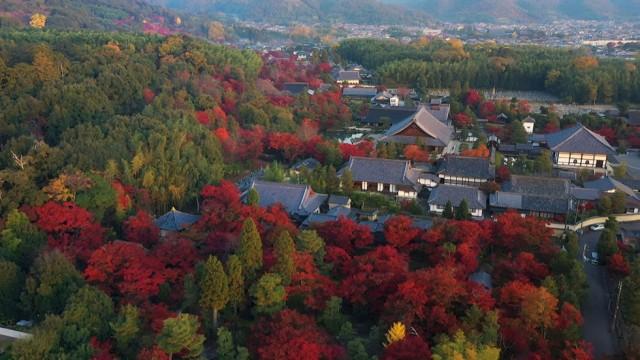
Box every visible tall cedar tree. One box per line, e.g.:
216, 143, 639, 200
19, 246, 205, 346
110, 304, 141, 358
340, 169, 354, 195
157, 313, 205, 360
226, 255, 245, 315
199, 256, 229, 329
456, 200, 471, 220
273, 231, 296, 285
443, 201, 454, 219
247, 188, 260, 206
238, 218, 263, 281
251, 273, 286, 315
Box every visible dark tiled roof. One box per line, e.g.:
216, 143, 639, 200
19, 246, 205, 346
498, 143, 543, 157
340, 156, 417, 186
570, 187, 601, 201
584, 177, 640, 199
382, 106, 452, 146
427, 104, 451, 124
342, 87, 377, 98
619, 178, 640, 191
337, 70, 360, 81
544, 124, 615, 154
291, 158, 321, 171
523, 116, 536, 123
428, 184, 487, 209
492, 175, 573, 214
490, 192, 570, 214
469, 271, 492, 289
438, 155, 495, 179
627, 110, 640, 126
155, 208, 200, 232
328, 195, 351, 206
362, 107, 417, 125
251, 180, 327, 216
282, 82, 308, 95
503, 175, 570, 197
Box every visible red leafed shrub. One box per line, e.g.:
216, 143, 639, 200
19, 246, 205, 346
382, 336, 431, 360
250, 310, 345, 360
137, 347, 169, 360
403, 145, 430, 162
124, 210, 160, 248
453, 113, 473, 128
314, 216, 373, 254
85, 242, 166, 303
34, 201, 105, 262
608, 252, 630, 277
341, 246, 408, 313
464, 89, 482, 107
268, 132, 305, 162
143, 88, 155, 104
496, 165, 511, 182
384, 216, 420, 248
479, 101, 496, 118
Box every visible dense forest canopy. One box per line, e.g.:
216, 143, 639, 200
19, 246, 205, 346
337, 38, 640, 104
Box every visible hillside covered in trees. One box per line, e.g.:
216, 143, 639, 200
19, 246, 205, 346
337, 38, 640, 104
0, 0, 208, 36
147, 0, 429, 25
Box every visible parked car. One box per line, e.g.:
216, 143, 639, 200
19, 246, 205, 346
590, 224, 605, 231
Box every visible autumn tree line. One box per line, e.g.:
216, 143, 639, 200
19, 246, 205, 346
337, 38, 640, 104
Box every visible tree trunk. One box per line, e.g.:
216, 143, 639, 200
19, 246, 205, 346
213, 308, 218, 330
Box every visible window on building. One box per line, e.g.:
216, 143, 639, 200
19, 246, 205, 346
585, 160, 590, 165
362, 181, 368, 190
390, 184, 396, 192
377, 183, 384, 192
573, 159, 578, 164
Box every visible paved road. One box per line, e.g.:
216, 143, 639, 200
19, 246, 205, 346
579, 230, 618, 358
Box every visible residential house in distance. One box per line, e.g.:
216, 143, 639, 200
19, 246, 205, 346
155, 207, 201, 236
290, 157, 321, 175
378, 106, 453, 153
490, 175, 573, 218
371, 91, 400, 107
437, 155, 495, 186
248, 180, 328, 219
522, 116, 536, 134
339, 156, 421, 199
427, 184, 487, 218
336, 70, 361, 86
542, 124, 615, 171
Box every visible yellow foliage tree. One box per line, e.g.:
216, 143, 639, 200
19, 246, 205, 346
384, 322, 406, 347
30, 13, 47, 29
432, 331, 501, 360
208, 21, 225, 42
573, 56, 599, 71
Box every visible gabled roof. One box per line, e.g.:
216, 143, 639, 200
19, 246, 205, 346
362, 107, 418, 125
491, 175, 572, 214
503, 175, 570, 197
251, 180, 328, 216
544, 124, 615, 154
337, 70, 360, 82
340, 156, 418, 186
155, 208, 200, 232
427, 103, 451, 124
523, 116, 536, 123
583, 176, 640, 200
438, 155, 495, 179
382, 106, 452, 147
428, 184, 487, 209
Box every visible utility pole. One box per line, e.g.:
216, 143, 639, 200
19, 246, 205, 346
611, 280, 623, 333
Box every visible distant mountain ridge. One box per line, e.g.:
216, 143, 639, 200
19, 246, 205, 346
0, 0, 192, 33
147, 0, 430, 25
384, 0, 640, 23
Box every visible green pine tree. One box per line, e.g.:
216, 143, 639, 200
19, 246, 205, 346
216, 327, 236, 360
110, 304, 140, 357
273, 231, 295, 285
443, 200, 454, 219
296, 230, 326, 265
340, 169, 354, 195
226, 255, 244, 315
246, 188, 260, 206
250, 273, 286, 316
456, 199, 471, 220
199, 256, 229, 330
237, 218, 263, 281
157, 313, 205, 360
